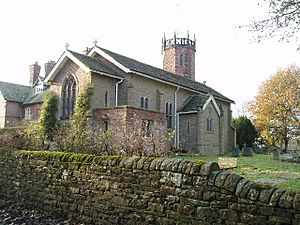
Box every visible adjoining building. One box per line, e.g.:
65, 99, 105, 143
0, 34, 235, 155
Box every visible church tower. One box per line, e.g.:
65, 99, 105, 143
162, 32, 196, 81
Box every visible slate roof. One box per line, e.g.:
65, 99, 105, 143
96, 46, 233, 103
68, 50, 123, 78
0, 81, 32, 102
178, 95, 210, 112
23, 88, 50, 105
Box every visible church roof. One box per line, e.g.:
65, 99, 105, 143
178, 95, 210, 112
0, 81, 32, 102
94, 46, 233, 103
68, 50, 124, 78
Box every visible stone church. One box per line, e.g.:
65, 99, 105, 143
0, 34, 235, 155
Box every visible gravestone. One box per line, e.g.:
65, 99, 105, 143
231, 146, 240, 157
241, 147, 253, 157
272, 149, 280, 160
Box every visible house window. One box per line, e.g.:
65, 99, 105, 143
141, 119, 153, 136
104, 91, 108, 107
25, 108, 32, 120
62, 75, 76, 119
187, 120, 190, 133
166, 102, 173, 128
207, 117, 213, 132
140, 97, 149, 109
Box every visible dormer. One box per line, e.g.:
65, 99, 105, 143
33, 76, 45, 94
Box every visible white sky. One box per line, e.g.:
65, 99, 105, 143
0, 0, 299, 116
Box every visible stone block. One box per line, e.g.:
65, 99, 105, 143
199, 162, 220, 176
269, 215, 291, 224
214, 172, 230, 187
258, 187, 276, 204
148, 202, 164, 213
190, 163, 201, 175
182, 161, 193, 174
259, 206, 274, 216
196, 206, 219, 221
240, 213, 267, 224
237, 180, 252, 198
269, 189, 285, 207
293, 192, 300, 210
279, 190, 296, 208
223, 173, 243, 193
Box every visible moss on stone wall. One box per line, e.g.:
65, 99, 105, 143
0, 150, 299, 224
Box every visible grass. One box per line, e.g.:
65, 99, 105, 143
180, 153, 300, 191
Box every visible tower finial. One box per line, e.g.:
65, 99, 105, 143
93, 39, 98, 46
187, 30, 190, 39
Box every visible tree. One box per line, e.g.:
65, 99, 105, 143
233, 116, 257, 148
248, 0, 300, 49
24, 91, 58, 149
248, 65, 300, 151
69, 85, 94, 152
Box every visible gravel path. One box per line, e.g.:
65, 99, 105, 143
0, 199, 83, 225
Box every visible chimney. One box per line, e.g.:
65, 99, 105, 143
29, 62, 41, 86
44, 60, 56, 77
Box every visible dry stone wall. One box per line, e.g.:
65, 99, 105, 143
0, 150, 299, 225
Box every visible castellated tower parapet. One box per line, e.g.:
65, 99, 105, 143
162, 32, 196, 81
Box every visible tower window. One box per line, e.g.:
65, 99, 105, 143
166, 102, 173, 128
140, 97, 149, 109
184, 53, 190, 67
62, 75, 76, 119
179, 54, 183, 67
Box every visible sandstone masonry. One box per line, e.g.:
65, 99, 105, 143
0, 150, 299, 225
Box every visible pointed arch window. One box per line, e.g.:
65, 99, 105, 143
62, 75, 76, 119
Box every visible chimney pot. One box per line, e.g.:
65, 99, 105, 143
44, 60, 56, 77
29, 62, 41, 86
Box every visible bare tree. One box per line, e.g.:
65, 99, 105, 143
247, 0, 300, 49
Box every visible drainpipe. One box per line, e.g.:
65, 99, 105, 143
174, 87, 180, 149
115, 79, 124, 107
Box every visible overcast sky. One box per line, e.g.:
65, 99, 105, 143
0, 0, 299, 116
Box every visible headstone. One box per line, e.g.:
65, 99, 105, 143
218, 157, 237, 169
283, 153, 293, 161
242, 147, 253, 157
232, 147, 240, 157
272, 149, 280, 160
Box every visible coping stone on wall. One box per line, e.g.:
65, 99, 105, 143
223, 173, 244, 193
293, 192, 300, 210
199, 162, 220, 176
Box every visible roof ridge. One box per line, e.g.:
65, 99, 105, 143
97, 46, 195, 81
95, 46, 233, 102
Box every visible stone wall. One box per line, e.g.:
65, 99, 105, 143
0, 150, 299, 225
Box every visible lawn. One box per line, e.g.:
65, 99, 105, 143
180, 154, 300, 191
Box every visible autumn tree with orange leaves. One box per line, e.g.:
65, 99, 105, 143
248, 65, 300, 151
